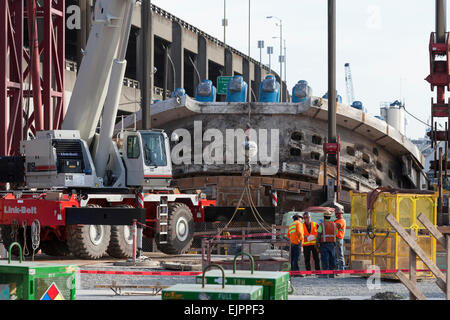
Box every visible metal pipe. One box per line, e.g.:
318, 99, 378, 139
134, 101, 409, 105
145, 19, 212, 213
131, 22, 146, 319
436, 0, 447, 43
223, 0, 226, 48
141, 0, 152, 130
446, 122, 448, 180
132, 219, 137, 262
439, 147, 444, 226
248, 0, 251, 104
27, 0, 43, 131
163, 45, 168, 100
337, 135, 341, 202
137, 225, 143, 258
284, 40, 287, 101
248, 0, 251, 58
328, 0, 337, 144
279, 21, 283, 102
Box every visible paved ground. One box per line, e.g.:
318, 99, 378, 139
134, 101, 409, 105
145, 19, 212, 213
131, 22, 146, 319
76, 264, 446, 300
0, 252, 445, 300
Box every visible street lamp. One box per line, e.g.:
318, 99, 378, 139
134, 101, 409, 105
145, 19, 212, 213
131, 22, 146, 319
267, 16, 283, 101
222, 0, 228, 48
273, 37, 287, 98
284, 40, 287, 100
257, 40, 265, 65
267, 46, 274, 74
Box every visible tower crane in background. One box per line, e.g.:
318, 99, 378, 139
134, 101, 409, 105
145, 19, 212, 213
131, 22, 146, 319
344, 63, 355, 106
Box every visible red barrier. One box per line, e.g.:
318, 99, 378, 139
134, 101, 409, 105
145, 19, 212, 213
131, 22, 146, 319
78, 268, 445, 277
79, 270, 202, 276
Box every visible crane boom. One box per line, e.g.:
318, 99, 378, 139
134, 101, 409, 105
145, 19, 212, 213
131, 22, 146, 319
95, 0, 136, 179
62, 0, 130, 145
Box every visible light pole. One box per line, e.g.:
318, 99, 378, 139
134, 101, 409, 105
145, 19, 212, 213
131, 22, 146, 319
258, 40, 265, 65
267, 16, 283, 102
248, 0, 251, 57
284, 39, 287, 100
223, 0, 228, 48
248, 0, 251, 102
267, 46, 274, 74
273, 36, 287, 100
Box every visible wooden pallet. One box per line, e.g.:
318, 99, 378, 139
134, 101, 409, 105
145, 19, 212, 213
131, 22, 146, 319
94, 281, 170, 296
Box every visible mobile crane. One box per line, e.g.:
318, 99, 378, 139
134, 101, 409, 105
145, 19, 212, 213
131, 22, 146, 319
0, 0, 214, 259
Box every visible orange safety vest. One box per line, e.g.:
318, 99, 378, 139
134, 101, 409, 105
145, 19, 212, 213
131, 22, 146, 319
320, 221, 336, 243
334, 218, 346, 240
302, 222, 318, 246
287, 220, 303, 245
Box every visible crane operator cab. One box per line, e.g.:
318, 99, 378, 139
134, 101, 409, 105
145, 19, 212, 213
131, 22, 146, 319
121, 130, 173, 189
21, 129, 173, 190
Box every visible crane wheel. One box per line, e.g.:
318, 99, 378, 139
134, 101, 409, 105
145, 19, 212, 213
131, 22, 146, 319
156, 202, 194, 255
66, 205, 111, 259
107, 205, 134, 259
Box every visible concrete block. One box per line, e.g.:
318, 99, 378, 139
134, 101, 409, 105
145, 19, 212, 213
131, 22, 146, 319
351, 260, 372, 270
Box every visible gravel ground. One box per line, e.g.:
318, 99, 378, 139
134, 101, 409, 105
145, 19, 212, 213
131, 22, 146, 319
77, 264, 446, 300
289, 275, 445, 300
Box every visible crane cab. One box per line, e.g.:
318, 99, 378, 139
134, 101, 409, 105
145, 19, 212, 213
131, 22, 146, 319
121, 130, 173, 189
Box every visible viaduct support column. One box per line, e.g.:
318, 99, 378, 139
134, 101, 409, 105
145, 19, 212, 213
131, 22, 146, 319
170, 21, 183, 90
140, 0, 153, 130
224, 48, 233, 76
196, 35, 208, 86
254, 64, 262, 102
243, 58, 250, 101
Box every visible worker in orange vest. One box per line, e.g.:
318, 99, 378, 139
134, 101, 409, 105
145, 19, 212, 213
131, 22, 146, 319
334, 207, 346, 271
287, 214, 304, 272
316, 210, 337, 278
302, 212, 320, 272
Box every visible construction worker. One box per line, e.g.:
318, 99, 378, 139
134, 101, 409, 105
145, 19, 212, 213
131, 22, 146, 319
287, 214, 304, 272
316, 210, 337, 278
302, 212, 320, 272
334, 208, 346, 271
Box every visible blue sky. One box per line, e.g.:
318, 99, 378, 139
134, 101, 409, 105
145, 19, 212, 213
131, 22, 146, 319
151, 0, 439, 139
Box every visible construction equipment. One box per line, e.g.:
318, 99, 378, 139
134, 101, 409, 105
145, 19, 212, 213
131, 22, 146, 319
0, 0, 215, 259
350, 189, 438, 279
198, 252, 289, 300
163, 264, 264, 300
0, 243, 76, 300
344, 63, 355, 106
